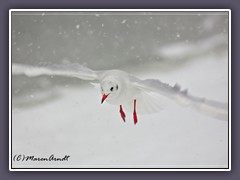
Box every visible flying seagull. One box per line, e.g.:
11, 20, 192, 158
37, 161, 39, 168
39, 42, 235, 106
12, 63, 228, 124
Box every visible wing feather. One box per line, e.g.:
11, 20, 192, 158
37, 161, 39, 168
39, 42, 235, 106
122, 91, 166, 114
131, 78, 228, 121
12, 63, 98, 80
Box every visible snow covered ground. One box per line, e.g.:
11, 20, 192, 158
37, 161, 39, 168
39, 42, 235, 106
11, 11, 229, 169
12, 54, 228, 168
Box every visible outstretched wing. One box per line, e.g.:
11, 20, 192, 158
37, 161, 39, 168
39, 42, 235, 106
131, 77, 228, 121
12, 63, 98, 80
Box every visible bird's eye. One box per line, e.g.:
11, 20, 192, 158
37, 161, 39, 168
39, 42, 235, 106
110, 87, 114, 91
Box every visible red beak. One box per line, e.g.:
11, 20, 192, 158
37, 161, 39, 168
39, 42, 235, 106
101, 94, 109, 104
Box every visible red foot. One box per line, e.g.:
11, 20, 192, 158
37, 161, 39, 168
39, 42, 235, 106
133, 99, 138, 125
120, 105, 126, 122
133, 111, 137, 124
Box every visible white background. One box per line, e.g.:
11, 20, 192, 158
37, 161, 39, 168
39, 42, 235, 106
11, 10, 229, 169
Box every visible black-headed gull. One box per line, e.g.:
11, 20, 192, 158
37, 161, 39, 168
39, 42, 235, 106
12, 63, 228, 124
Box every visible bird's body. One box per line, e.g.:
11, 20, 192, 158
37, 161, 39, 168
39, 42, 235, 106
12, 63, 228, 124
98, 70, 140, 105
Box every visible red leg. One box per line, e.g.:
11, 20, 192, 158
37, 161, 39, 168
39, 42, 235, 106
133, 99, 138, 125
120, 105, 126, 122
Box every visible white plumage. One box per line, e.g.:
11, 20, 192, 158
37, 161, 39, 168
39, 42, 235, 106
12, 63, 228, 124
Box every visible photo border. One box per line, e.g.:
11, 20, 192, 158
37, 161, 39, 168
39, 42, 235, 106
9, 9, 231, 172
